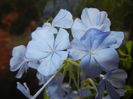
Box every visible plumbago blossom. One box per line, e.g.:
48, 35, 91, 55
9, 8, 127, 99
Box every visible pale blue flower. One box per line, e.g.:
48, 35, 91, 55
10, 45, 29, 78
96, 69, 127, 99
17, 82, 31, 98
26, 28, 70, 76
72, 8, 111, 39
68, 29, 119, 78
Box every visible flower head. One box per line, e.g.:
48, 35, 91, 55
96, 69, 127, 99
68, 29, 119, 78
26, 28, 70, 76
72, 8, 111, 39
10, 45, 29, 78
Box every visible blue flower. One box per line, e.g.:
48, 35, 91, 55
96, 69, 127, 99
17, 82, 31, 98
26, 28, 70, 76
71, 8, 111, 39
68, 29, 119, 78
10, 45, 29, 78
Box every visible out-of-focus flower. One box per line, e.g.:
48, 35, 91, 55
68, 29, 119, 78
64, 88, 92, 99
46, 73, 65, 99
26, 28, 70, 76
36, 72, 48, 85
10, 45, 28, 78
72, 8, 111, 39
96, 69, 127, 99
17, 82, 32, 98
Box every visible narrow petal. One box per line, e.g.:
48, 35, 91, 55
54, 28, 70, 50
71, 18, 87, 39
38, 54, 62, 76
107, 69, 127, 88
36, 72, 48, 85
17, 82, 31, 98
96, 80, 105, 99
94, 48, 119, 71
16, 63, 28, 79
105, 80, 120, 99
52, 9, 73, 28
26, 40, 50, 60
68, 39, 88, 60
80, 55, 101, 78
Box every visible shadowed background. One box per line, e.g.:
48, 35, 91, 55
0, 0, 133, 99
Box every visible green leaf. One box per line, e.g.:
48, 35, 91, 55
125, 41, 133, 54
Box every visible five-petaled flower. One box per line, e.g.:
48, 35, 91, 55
26, 28, 70, 76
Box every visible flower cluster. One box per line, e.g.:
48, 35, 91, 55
10, 8, 127, 99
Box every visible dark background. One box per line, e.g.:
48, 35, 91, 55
0, 0, 133, 99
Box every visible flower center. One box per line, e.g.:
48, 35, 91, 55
50, 50, 55, 54
88, 50, 94, 55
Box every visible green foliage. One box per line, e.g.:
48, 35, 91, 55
118, 41, 133, 69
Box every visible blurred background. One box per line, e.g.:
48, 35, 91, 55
0, 0, 133, 99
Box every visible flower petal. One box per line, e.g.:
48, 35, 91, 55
16, 63, 28, 79
81, 8, 100, 26
54, 28, 70, 50
52, 9, 73, 28
38, 54, 62, 76
81, 8, 110, 32
94, 48, 119, 71
105, 80, 120, 99
26, 40, 50, 60
107, 69, 127, 88
31, 28, 54, 48
17, 82, 31, 98
99, 31, 124, 49
80, 29, 109, 50
12, 45, 26, 57
96, 80, 105, 99
36, 72, 48, 85
56, 51, 68, 61
68, 39, 88, 60
10, 57, 23, 71
80, 55, 101, 78
71, 18, 87, 39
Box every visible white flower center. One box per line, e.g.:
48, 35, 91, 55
88, 50, 94, 55
50, 50, 55, 54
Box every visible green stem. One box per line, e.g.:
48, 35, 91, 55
67, 58, 80, 67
